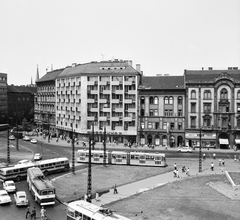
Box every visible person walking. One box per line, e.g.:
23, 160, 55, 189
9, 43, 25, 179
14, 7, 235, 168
31, 207, 36, 220
113, 184, 118, 194
174, 163, 177, 170
211, 162, 214, 171
203, 153, 206, 160
213, 153, 216, 159
222, 159, 225, 166
187, 167, 190, 176
219, 159, 222, 166
26, 205, 31, 219
40, 206, 46, 220
95, 191, 100, 202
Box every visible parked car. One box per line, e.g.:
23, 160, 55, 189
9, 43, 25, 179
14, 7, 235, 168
177, 147, 193, 153
30, 138, 37, 144
9, 135, 15, 140
33, 153, 42, 161
23, 136, 30, 141
17, 160, 32, 165
14, 191, 28, 206
3, 180, 16, 193
0, 190, 11, 205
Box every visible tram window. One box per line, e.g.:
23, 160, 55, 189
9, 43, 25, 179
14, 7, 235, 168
83, 215, 91, 220
13, 169, 19, 173
67, 209, 75, 217
7, 170, 13, 174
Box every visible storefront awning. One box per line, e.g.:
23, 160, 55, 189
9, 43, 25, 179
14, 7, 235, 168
219, 139, 229, 145
235, 139, 240, 144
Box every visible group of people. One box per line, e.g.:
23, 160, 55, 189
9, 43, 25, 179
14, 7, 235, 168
173, 163, 190, 178
26, 206, 47, 220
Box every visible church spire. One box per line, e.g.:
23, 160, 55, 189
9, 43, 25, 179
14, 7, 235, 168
35, 65, 40, 82
31, 76, 33, 85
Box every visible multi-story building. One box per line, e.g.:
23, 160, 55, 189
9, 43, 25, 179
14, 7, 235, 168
0, 72, 8, 124
7, 85, 37, 125
184, 67, 240, 149
35, 68, 64, 134
138, 75, 185, 147
55, 60, 141, 143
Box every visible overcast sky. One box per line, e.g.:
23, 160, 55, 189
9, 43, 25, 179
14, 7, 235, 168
0, 0, 239, 85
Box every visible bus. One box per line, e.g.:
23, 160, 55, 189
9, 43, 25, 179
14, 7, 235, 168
0, 157, 70, 182
67, 200, 131, 220
27, 167, 55, 206
76, 149, 167, 167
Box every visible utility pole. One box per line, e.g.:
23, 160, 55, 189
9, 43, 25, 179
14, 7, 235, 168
7, 119, 10, 164
199, 127, 202, 172
103, 125, 106, 167
16, 114, 19, 150
71, 122, 75, 175
48, 113, 50, 143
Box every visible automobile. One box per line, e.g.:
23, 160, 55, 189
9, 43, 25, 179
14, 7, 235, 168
30, 138, 37, 144
33, 153, 42, 161
0, 190, 11, 205
3, 180, 17, 193
23, 136, 30, 141
9, 135, 15, 140
177, 147, 193, 153
17, 159, 32, 165
14, 191, 28, 206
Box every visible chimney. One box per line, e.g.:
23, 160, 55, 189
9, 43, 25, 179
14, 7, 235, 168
228, 67, 233, 70
127, 60, 132, 66
136, 64, 141, 72
202, 67, 204, 70
208, 67, 213, 70
72, 63, 77, 67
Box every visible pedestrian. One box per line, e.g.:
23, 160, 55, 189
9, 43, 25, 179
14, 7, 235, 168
31, 207, 36, 220
213, 153, 216, 159
95, 191, 100, 202
211, 162, 214, 171
84, 194, 88, 201
173, 169, 177, 178
187, 167, 190, 176
176, 169, 179, 178
203, 153, 206, 160
222, 159, 225, 166
113, 184, 118, 194
40, 206, 46, 220
26, 205, 31, 219
219, 159, 222, 166
174, 163, 177, 170
234, 155, 237, 161
182, 166, 186, 173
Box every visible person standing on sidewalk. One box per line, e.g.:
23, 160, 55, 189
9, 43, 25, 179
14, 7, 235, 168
222, 159, 225, 166
113, 184, 118, 194
26, 205, 31, 219
211, 162, 214, 171
203, 153, 206, 160
213, 153, 216, 159
174, 163, 177, 170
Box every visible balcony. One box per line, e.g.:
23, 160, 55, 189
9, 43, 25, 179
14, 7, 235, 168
90, 90, 98, 95
112, 81, 120, 85
87, 81, 95, 86
124, 81, 132, 86
87, 116, 95, 121
111, 117, 120, 121
99, 99, 107, 103
124, 99, 133, 104
103, 107, 111, 112
99, 116, 107, 121
127, 90, 136, 95
112, 99, 119, 104
115, 108, 123, 112
99, 81, 107, 86
91, 107, 98, 112
124, 117, 132, 121
115, 90, 123, 94
127, 108, 136, 113
87, 98, 95, 103
103, 90, 111, 94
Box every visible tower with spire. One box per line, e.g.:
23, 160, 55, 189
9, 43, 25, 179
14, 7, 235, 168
35, 65, 40, 83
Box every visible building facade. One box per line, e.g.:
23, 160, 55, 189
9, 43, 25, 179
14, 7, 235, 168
138, 75, 185, 147
35, 68, 64, 135
7, 85, 37, 126
0, 73, 8, 124
55, 60, 141, 144
185, 68, 240, 149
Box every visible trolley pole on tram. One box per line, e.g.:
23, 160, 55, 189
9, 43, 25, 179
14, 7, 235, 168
103, 125, 106, 167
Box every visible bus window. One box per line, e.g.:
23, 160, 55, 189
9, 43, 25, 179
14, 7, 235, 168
13, 169, 19, 173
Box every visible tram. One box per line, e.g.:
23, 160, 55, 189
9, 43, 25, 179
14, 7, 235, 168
76, 149, 167, 167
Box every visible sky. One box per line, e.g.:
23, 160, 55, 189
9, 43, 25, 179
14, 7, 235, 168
0, 0, 239, 86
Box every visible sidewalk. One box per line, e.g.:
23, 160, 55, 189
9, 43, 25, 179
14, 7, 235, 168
91, 158, 240, 206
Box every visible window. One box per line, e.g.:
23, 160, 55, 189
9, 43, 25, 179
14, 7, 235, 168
141, 122, 145, 129
154, 109, 158, 116
203, 103, 211, 113
154, 97, 158, 104
149, 109, 154, 116
191, 90, 196, 99
178, 122, 182, 130
203, 116, 211, 127
178, 110, 182, 117
169, 97, 173, 104
164, 110, 173, 116
141, 97, 145, 104
155, 122, 159, 129
163, 122, 167, 130
220, 88, 228, 99
140, 109, 145, 116
238, 103, 240, 113
178, 96, 183, 105
237, 117, 240, 128
191, 103, 196, 113
164, 97, 169, 104
204, 90, 211, 99
149, 96, 154, 104
148, 122, 152, 128
190, 117, 196, 128
170, 122, 174, 130
237, 91, 240, 100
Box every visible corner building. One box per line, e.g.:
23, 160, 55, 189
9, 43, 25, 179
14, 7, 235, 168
55, 61, 141, 144
185, 68, 240, 149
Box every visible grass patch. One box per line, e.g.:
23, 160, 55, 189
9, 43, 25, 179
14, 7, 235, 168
53, 165, 173, 203
106, 175, 240, 220
228, 172, 240, 185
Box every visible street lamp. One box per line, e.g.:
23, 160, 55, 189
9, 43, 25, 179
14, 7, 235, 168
199, 127, 203, 172
103, 124, 106, 167
71, 121, 75, 175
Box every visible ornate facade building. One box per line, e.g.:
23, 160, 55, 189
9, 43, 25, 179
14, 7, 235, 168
55, 60, 141, 143
35, 68, 64, 134
138, 75, 185, 147
184, 68, 240, 149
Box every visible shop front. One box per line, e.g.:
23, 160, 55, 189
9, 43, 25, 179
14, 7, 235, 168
185, 132, 216, 148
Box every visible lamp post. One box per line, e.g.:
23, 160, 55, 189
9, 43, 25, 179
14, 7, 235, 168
71, 121, 75, 175
48, 113, 50, 143
103, 125, 106, 167
199, 127, 203, 172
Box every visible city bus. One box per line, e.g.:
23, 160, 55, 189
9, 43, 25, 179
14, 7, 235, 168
27, 167, 55, 206
67, 200, 131, 220
0, 157, 70, 182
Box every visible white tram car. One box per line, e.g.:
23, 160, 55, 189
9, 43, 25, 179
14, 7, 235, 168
76, 150, 167, 167
67, 200, 131, 220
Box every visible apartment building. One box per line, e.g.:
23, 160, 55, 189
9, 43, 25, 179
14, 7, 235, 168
35, 68, 64, 134
0, 73, 7, 124
184, 67, 240, 149
55, 60, 141, 143
138, 75, 185, 147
